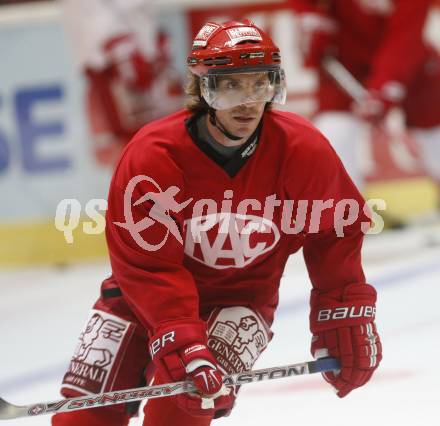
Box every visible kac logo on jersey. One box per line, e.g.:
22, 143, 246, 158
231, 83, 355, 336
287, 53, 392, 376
184, 212, 280, 269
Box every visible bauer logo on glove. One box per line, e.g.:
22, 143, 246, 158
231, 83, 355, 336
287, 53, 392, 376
317, 305, 376, 321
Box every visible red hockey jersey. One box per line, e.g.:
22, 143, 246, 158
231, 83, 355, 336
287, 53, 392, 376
104, 109, 370, 331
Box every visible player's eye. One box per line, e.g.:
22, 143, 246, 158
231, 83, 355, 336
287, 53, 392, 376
225, 80, 239, 90
254, 80, 268, 90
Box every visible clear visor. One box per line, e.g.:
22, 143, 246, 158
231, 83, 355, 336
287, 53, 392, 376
200, 69, 286, 110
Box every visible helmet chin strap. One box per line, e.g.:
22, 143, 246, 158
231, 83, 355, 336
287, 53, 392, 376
208, 108, 243, 141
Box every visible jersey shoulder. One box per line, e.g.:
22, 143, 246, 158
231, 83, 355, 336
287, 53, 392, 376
265, 109, 332, 154
266, 109, 316, 130
132, 109, 192, 147
122, 109, 191, 162
112, 110, 191, 190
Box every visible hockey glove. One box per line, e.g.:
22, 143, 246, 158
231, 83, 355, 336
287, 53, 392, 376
351, 82, 406, 124
149, 319, 231, 417
310, 283, 382, 397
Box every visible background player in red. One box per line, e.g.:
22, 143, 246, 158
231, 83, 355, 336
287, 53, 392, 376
52, 20, 382, 426
62, 0, 183, 166
294, 0, 440, 189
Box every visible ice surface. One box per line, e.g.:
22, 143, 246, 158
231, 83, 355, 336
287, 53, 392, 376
1, 226, 439, 425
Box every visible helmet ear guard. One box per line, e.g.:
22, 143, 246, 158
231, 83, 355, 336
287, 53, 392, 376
268, 70, 275, 85
207, 75, 217, 91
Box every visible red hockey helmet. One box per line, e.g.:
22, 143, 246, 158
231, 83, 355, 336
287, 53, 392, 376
187, 20, 286, 110
187, 19, 282, 76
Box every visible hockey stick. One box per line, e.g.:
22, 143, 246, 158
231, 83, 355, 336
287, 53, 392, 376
322, 56, 368, 102
0, 357, 339, 420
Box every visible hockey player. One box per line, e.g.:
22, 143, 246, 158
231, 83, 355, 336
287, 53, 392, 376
294, 0, 440, 189
62, 0, 183, 166
52, 20, 382, 426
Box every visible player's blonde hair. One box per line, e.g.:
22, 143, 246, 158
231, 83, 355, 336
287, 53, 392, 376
184, 72, 209, 113
184, 72, 273, 113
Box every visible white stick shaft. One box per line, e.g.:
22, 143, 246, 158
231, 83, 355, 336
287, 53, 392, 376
322, 57, 368, 102
0, 358, 339, 420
